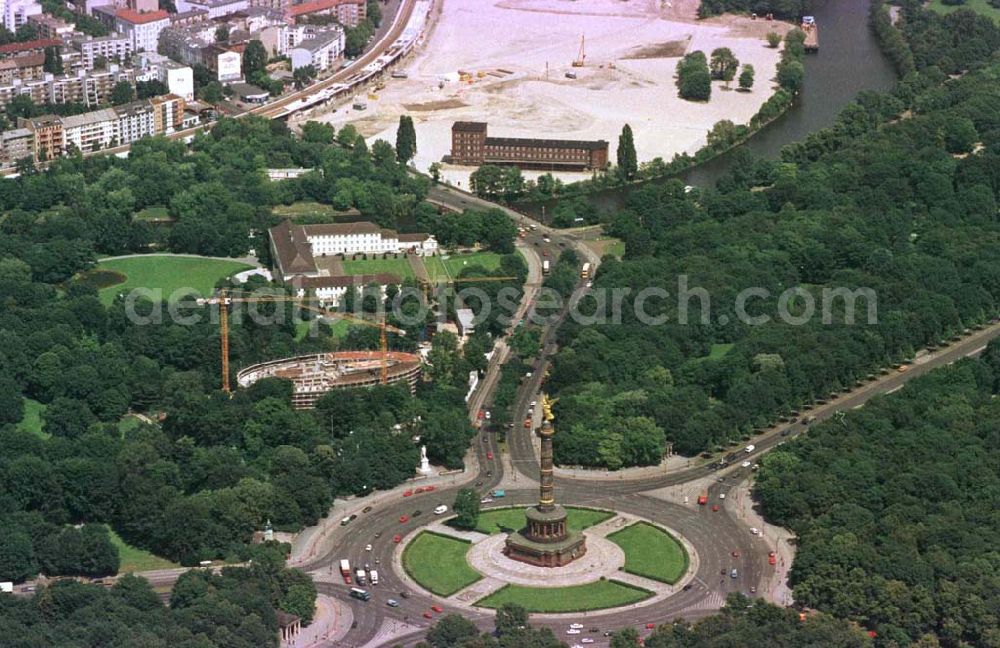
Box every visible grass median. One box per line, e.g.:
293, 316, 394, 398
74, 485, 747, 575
402, 531, 482, 597
476, 579, 652, 612
607, 522, 688, 584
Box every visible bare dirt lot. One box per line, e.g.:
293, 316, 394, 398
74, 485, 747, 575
312, 0, 791, 186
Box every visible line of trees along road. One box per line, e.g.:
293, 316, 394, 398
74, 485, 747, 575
548, 10, 1000, 466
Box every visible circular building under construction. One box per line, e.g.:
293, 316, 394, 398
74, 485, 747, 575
237, 351, 422, 408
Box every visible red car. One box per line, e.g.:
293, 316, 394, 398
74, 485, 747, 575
399, 515, 409, 523
486, 452, 494, 460
711, 504, 720, 512
393, 534, 402, 543
524, 419, 532, 428
414, 487, 425, 494
646, 623, 655, 629
731, 550, 740, 558
431, 605, 444, 613
477, 410, 485, 420
423, 612, 433, 619
424, 485, 436, 492
403, 490, 413, 497
768, 551, 777, 566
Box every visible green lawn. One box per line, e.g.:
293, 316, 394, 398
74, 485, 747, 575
118, 415, 143, 436
17, 398, 48, 439
476, 580, 652, 612
89, 256, 255, 305
273, 201, 343, 219
585, 237, 625, 260
928, 0, 1000, 21
134, 205, 171, 221
429, 252, 504, 282
402, 532, 482, 596
470, 506, 613, 536
341, 257, 414, 280
105, 526, 178, 573
607, 522, 689, 584
693, 343, 734, 364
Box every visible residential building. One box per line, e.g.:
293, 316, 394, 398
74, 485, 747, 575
18, 114, 62, 160
114, 98, 155, 143
136, 52, 194, 100
175, 0, 249, 19
293, 273, 401, 307
287, 0, 365, 27
249, 0, 287, 10
72, 0, 114, 15
0, 127, 33, 169
114, 9, 170, 52
1, 0, 41, 31
0, 65, 135, 109
0, 51, 43, 84
204, 44, 241, 81
0, 38, 60, 60
450, 121, 609, 171
71, 34, 133, 69
128, 0, 159, 12
27, 13, 74, 39
289, 27, 343, 71
61, 107, 118, 152
268, 220, 437, 281
149, 92, 185, 133
169, 9, 209, 26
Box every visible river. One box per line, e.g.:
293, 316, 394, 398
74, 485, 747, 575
521, 0, 899, 218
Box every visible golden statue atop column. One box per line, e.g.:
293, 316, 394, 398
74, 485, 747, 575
503, 393, 587, 567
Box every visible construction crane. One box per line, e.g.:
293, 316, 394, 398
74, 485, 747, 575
572, 35, 586, 67
196, 289, 404, 394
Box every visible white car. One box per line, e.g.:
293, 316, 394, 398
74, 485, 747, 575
480, 497, 494, 504
582, 639, 595, 644
530, 400, 537, 407
719, 493, 726, 500
365, 544, 372, 551
569, 623, 584, 629
745, 444, 756, 453
741, 460, 752, 468
434, 505, 448, 515
566, 629, 581, 634
484, 411, 491, 420
750, 527, 760, 536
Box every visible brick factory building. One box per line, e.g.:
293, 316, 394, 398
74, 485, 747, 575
450, 121, 608, 171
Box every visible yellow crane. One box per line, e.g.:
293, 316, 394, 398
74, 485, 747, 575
572, 35, 586, 67
196, 289, 404, 394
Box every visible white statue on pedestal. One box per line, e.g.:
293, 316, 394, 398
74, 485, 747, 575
418, 445, 433, 475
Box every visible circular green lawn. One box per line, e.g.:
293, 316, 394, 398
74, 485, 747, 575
606, 521, 688, 584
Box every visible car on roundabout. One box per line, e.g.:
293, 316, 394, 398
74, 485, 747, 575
569, 623, 584, 629
431, 605, 444, 613
403, 490, 413, 498
566, 629, 581, 635
711, 504, 720, 512
393, 534, 402, 543
365, 544, 372, 551
399, 515, 409, 523
769, 551, 777, 565
386, 599, 399, 607
423, 612, 433, 619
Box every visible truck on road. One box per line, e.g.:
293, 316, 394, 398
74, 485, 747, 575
355, 568, 367, 586
542, 259, 550, 274
369, 569, 379, 585
340, 559, 352, 584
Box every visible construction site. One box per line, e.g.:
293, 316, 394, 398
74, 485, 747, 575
236, 351, 423, 408
311, 0, 793, 186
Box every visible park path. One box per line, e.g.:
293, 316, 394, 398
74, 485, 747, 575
98, 252, 262, 266
408, 255, 430, 283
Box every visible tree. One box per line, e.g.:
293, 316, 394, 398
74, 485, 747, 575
301, 120, 335, 144
494, 603, 529, 636
425, 614, 478, 648
43, 46, 63, 74
292, 64, 316, 89
199, 81, 224, 103
367, 0, 382, 26
452, 488, 480, 530
110, 81, 136, 106
243, 40, 267, 78
776, 59, 804, 93
676, 51, 711, 101
395, 115, 417, 164
135, 79, 168, 99
710, 47, 739, 86
429, 162, 442, 183
616, 124, 638, 180
0, 530, 35, 582
738, 64, 755, 91
0, 374, 24, 426
766, 31, 782, 48
215, 25, 230, 43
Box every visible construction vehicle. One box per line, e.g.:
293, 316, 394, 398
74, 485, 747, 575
196, 289, 404, 393
572, 35, 586, 67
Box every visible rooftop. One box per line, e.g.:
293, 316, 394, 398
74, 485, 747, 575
288, 0, 363, 17
453, 121, 487, 132
61, 108, 118, 129
0, 39, 62, 56
485, 136, 608, 151
116, 9, 169, 24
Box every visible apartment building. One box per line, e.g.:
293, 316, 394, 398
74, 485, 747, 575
114, 98, 155, 143
149, 93, 185, 133
27, 13, 73, 39
71, 34, 134, 69
289, 27, 343, 72
0, 52, 43, 84
0, 127, 33, 169
62, 107, 118, 152
18, 114, 62, 160
0, 65, 135, 108
1, 0, 41, 31
114, 9, 170, 52
0, 38, 60, 60
287, 0, 365, 28
175, 0, 249, 19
